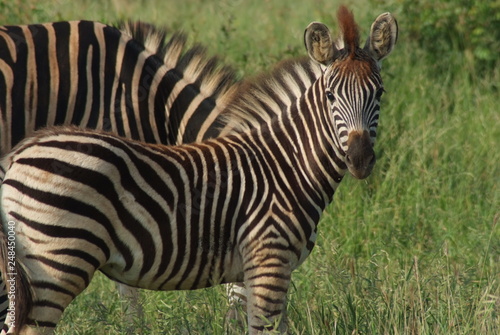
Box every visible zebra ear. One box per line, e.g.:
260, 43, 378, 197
304, 22, 337, 66
364, 12, 398, 66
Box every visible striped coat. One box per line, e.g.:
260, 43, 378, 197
0, 20, 239, 154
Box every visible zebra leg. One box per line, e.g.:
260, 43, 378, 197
243, 258, 291, 334
18, 265, 96, 334
224, 282, 247, 333
116, 283, 143, 319
5, 247, 101, 334
116, 283, 144, 335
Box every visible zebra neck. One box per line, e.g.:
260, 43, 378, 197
246, 79, 347, 209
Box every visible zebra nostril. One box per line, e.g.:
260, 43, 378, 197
369, 154, 376, 166
345, 154, 352, 166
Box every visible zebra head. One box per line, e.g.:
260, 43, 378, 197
304, 7, 398, 179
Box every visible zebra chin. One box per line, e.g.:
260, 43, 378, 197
345, 130, 376, 180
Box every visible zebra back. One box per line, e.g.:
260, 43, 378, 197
119, 20, 244, 142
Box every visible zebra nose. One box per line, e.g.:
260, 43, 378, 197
345, 130, 376, 179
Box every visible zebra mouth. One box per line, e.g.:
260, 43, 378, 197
345, 130, 376, 179
346, 157, 376, 179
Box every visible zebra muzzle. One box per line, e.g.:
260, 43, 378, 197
345, 130, 376, 179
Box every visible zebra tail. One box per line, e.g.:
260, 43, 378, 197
0, 217, 33, 334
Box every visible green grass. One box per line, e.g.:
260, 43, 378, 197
1, 0, 499, 334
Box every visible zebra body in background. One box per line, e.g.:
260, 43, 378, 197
0, 20, 239, 155
0, 6, 398, 334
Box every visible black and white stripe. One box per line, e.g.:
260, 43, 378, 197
0, 7, 397, 334
0, 20, 239, 155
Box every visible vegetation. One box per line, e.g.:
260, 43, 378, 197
1, 0, 498, 334
397, 0, 500, 73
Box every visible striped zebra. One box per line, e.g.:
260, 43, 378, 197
0, 19, 242, 326
0, 19, 239, 156
0, 6, 398, 334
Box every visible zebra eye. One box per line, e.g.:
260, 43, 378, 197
326, 90, 335, 102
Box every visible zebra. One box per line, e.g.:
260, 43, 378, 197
0, 19, 240, 156
0, 6, 398, 334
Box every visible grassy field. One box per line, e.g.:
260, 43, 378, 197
1, 0, 499, 334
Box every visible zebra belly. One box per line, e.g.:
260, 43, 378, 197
99, 251, 244, 291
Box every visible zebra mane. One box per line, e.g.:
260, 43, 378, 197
118, 21, 170, 58
337, 5, 360, 58
118, 21, 240, 112
218, 56, 322, 134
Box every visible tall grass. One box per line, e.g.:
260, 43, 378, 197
1, 0, 498, 334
